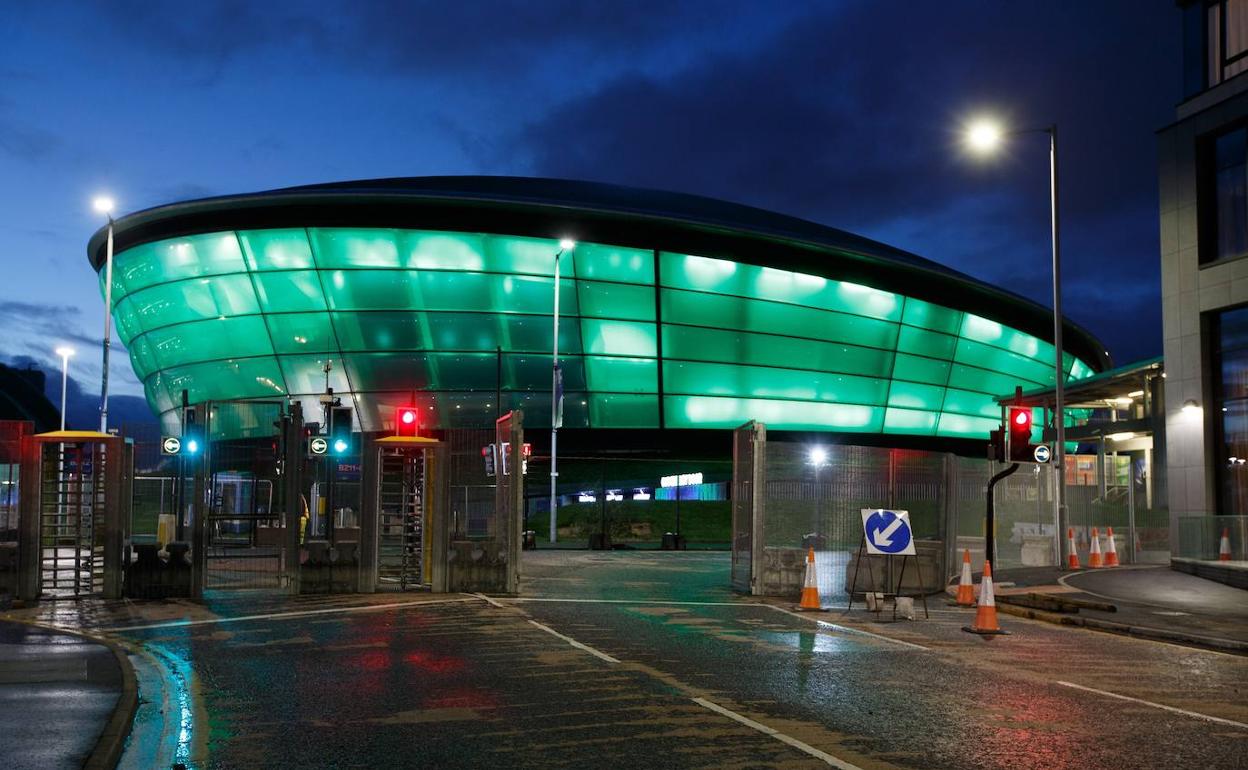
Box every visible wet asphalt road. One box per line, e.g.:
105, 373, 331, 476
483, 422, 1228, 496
26, 551, 1248, 769
0, 620, 122, 769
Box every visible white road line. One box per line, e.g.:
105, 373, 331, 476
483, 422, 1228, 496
99, 597, 478, 632
691, 697, 863, 769
766, 606, 931, 651
527, 620, 620, 663
507, 597, 755, 607
473, 593, 507, 609
504, 596, 964, 614
1056, 681, 1248, 730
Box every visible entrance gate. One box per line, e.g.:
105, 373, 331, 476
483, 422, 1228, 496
361, 435, 447, 592
731, 421, 765, 594
201, 401, 286, 592
376, 438, 434, 590
17, 431, 129, 601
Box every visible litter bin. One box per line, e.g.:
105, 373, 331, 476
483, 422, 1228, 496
661, 532, 687, 551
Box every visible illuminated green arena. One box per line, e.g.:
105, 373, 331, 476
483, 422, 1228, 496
87, 177, 1109, 440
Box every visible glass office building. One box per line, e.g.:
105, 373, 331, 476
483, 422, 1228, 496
88, 177, 1109, 440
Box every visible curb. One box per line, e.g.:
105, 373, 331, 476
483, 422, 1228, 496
993, 601, 1248, 656
85, 637, 139, 770
1, 617, 138, 769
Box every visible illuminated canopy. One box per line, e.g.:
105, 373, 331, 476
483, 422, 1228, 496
87, 177, 1107, 439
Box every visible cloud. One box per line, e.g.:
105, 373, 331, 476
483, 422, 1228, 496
491, 0, 1175, 364
0, 97, 61, 162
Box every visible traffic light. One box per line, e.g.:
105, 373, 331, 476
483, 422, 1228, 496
395, 406, 419, 437
482, 444, 496, 477
183, 406, 204, 456
1006, 406, 1035, 463
328, 406, 353, 456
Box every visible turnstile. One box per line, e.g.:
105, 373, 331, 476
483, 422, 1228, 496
377, 445, 426, 590
17, 430, 129, 602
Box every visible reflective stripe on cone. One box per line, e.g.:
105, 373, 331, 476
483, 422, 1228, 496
1088, 527, 1103, 568
1104, 527, 1119, 567
955, 549, 975, 607
794, 547, 827, 612
963, 560, 1008, 637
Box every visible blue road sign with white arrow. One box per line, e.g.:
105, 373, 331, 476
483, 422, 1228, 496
860, 509, 916, 556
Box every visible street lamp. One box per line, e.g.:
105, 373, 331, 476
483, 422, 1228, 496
807, 447, 829, 548
93, 195, 116, 433
963, 118, 1069, 566
550, 237, 576, 544
55, 347, 74, 431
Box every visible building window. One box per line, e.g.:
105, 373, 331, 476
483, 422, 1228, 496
1211, 127, 1248, 262
1201, 125, 1248, 264
1208, 0, 1248, 88
1213, 306, 1248, 515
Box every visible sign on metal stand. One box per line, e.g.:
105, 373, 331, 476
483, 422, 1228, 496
845, 508, 929, 620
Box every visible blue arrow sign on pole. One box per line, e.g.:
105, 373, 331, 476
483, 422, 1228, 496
860, 509, 916, 556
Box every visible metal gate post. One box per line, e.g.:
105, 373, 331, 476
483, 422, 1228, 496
751, 422, 766, 596
504, 411, 524, 594
428, 442, 450, 592
102, 436, 126, 599
282, 402, 304, 595
358, 432, 380, 593
16, 433, 39, 603
189, 404, 210, 599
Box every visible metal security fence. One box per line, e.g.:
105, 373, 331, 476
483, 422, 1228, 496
755, 443, 950, 599
1176, 514, 1247, 561
736, 425, 1172, 598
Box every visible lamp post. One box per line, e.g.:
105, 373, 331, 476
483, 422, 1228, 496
93, 195, 116, 433
964, 119, 1069, 566
550, 238, 575, 544
55, 347, 74, 431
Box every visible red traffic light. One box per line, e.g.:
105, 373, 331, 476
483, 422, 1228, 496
1011, 408, 1032, 429
395, 407, 419, 437
1007, 406, 1034, 462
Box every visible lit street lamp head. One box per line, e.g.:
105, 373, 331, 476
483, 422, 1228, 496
808, 446, 828, 466
92, 195, 115, 215
558, 238, 576, 251
965, 120, 1004, 153
55, 346, 74, 359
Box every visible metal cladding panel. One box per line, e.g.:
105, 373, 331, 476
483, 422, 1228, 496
103, 228, 1095, 438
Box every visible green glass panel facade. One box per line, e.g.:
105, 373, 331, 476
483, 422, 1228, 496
102, 227, 1097, 437
573, 244, 653, 284
239, 229, 316, 271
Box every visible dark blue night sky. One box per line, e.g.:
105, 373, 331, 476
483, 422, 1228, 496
0, 1, 1177, 426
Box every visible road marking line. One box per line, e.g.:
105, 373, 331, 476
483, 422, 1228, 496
527, 620, 620, 663
767, 606, 931, 651
504, 597, 964, 615
473, 593, 507, 608
507, 597, 754, 606
691, 697, 863, 769
1056, 681, 1248, 730
98, 597, 478, 632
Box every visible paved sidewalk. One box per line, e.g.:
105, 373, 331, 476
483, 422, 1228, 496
982, 564, 1248, 652
0, 620, 128, 769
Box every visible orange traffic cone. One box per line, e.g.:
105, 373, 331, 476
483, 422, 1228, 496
1088, 527, 1103, 568
1066, 527, 1081, 569
1220, 528, 1232, 562
794, 547, 826, 611
955, 549, 975, 606
962, 560, 1008, 637
1103, 527, 1120, 567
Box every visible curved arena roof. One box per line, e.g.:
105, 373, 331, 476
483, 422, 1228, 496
87, 176, 1109, 439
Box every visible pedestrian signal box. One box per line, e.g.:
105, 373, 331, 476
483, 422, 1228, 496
483, 444, 496, 476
